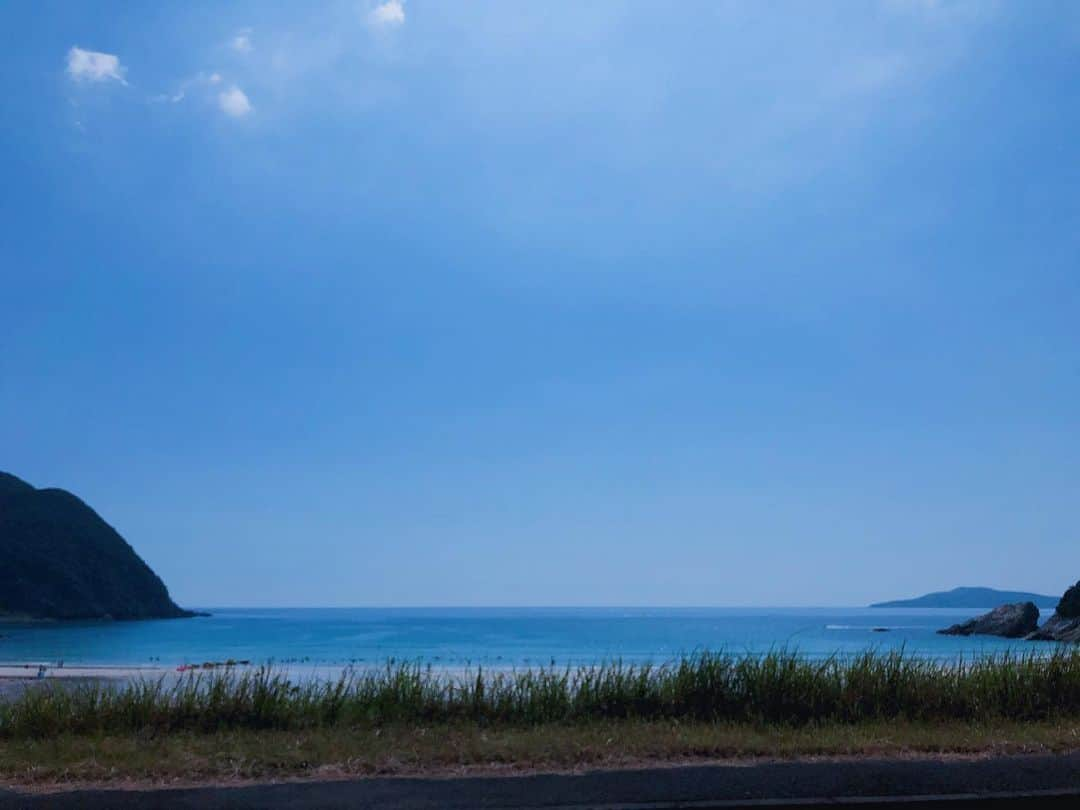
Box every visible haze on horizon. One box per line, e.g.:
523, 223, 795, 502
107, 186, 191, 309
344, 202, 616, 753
2, 1, 1078, 609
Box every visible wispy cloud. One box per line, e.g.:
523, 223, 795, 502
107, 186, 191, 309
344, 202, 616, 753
67, 47, 127, 84
369, 0, 405, 27
232, 29, 254, 54
218, 86, 253, 118
152, 71, 223, 104
880, 0, 1001, 23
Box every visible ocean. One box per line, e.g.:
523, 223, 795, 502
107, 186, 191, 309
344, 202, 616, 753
0, 607, 1045, 670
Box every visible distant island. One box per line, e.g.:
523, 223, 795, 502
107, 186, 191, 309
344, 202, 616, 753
871, 586, 1060, 609
0, 471, 198, 621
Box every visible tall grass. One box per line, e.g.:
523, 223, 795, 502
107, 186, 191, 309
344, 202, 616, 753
4, 649, 1080, 738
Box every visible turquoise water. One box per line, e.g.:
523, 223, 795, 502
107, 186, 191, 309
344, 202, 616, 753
0, 607, 1045, 669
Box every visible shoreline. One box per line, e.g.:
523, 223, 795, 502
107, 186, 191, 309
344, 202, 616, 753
1, 646, 1076, 688
0, 665, 162, 701
0, 664, 165, 677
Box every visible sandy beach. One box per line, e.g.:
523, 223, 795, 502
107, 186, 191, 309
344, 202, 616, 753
0, 662, 355, 701
0, 665, 167, 700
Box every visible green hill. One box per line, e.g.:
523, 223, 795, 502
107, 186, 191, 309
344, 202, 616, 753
871, 587, 1060, 609
0, 471, 195, 620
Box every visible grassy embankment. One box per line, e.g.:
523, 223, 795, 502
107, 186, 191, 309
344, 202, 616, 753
4, 649, 1080, 784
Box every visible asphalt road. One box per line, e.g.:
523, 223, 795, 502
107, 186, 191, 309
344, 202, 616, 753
3, 753, 1080, 809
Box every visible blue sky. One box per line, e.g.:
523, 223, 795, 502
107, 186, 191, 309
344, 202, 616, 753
2, 1, 1079, 607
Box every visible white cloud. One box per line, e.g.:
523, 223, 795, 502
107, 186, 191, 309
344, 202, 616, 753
369, 0, 405, 27
232, 29, 253, 53
67, 47, 127, 84
209, 72, 223, 84
218, 86, 253, 117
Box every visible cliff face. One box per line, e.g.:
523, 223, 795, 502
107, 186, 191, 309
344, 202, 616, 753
0, 472, 194, 620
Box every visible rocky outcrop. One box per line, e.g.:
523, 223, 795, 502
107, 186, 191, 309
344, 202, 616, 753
1056, 581, 1080, 620
1025, 581, 1080, 643
0, 471, 196, 621
938, 602, 1040, 638
1026, 613, 1080, 643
